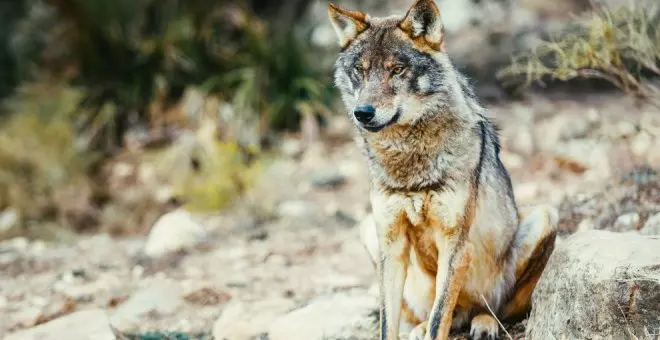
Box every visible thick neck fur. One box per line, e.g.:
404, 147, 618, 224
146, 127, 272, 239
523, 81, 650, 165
357, 75, 485, 193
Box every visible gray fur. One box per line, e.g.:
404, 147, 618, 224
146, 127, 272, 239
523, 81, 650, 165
328, 2, 557, 339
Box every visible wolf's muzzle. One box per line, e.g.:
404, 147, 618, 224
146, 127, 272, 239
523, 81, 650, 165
353, 104, 376, 124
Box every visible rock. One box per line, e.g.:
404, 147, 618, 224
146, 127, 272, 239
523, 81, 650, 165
5, 309, 115, 340
514, 182, 539, 204
613, 212, 641, 231
183, 287, 231, 306
552, 140, 611, 180
631, 131, 653, 157
310, 169, 346, 188
110, 278, 183, 332
53, 272, 123, 303
615, 121, 638, 139
280, 138, 304, 158
559, 116, 590, 140
526, 230, 660, 340
500, 151, 524, 170
143, 209, 206, 258
510, 127, 535, 156
640, 212, 660, 236
268, 293, 378, 340
212, 298, 296, 340
276, 200, 318, 218
12, 306, 43, 328
576, 218, 594, 232
0, 208, 20, 240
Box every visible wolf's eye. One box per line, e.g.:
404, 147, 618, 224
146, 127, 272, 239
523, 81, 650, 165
392, 66, 405, 75
353, 65, 364, 76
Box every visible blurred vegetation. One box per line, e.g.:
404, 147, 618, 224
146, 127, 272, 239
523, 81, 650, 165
0, 0, 334, 237
0, 84, 97, 234
497, 3, 660, 104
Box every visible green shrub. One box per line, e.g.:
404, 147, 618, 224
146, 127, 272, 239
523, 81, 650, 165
7, 0, 334, 152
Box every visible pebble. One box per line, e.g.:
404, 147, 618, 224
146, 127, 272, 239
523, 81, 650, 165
276, 200, 319, 218
143, 209, 207, 258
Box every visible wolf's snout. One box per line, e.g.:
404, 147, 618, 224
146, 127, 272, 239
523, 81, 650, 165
353, 104, 376, 124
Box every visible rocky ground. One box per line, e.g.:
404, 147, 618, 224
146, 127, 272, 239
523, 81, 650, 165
2, 91, 660, 339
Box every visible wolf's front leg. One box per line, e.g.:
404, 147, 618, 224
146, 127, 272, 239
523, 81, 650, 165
378, 228, 409, 340
425, 235, 473, 340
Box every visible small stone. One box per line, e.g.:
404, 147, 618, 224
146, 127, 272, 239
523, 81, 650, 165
310, 169, 346, 188
0, 208, 19, 239
614, 212, 640, 231
586, 108, 600, 123
576, 218, 594, 232
514, 182, 539, 204
617, 121, 638, 138
510, 128, 535, 156
184, 287, 231, 306
276, 200, 318, 218
640, 212, 660, 236
280, 138, 303, 158
500, 151, 524, 170
5, 309, 115, 340
559, 116, 590, 140
631, 132, 653, 157
11, 237, 29, 251
53, 273, 122, 303
0, 295, 7, 309
143, 209, 206, 258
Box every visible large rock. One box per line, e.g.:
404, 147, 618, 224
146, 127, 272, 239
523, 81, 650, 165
526, 230, 660, 340
5, 309, 115, 340
268, 293, 378, 340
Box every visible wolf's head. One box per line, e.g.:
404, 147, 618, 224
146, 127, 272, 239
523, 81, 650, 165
328, 0, 488, 190
328, 0, 476, 134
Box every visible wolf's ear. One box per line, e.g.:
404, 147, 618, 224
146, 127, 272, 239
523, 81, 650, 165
328, 3, 369, 48
399, 0, 444, 51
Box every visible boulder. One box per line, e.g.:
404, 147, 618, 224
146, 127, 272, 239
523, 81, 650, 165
526, 230, 660, 340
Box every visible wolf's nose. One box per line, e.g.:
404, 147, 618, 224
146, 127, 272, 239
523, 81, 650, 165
354, 105, 375, 124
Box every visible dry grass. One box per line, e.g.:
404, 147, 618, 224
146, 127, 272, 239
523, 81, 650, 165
497, 3, 660, 104
0, 83, 98, 235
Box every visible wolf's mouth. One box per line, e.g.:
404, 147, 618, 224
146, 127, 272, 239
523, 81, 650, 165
362, 108, 401, 133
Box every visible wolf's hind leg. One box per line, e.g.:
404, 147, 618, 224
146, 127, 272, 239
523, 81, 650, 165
501, 204, 558, 321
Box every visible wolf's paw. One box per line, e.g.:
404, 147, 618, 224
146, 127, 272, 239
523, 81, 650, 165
469, 314, 499, 340
408, 321, 427, 340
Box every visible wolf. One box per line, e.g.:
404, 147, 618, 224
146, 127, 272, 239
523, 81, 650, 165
327, 1, 558, 339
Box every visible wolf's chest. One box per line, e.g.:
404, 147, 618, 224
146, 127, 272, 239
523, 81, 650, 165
373, 189, 469, 276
